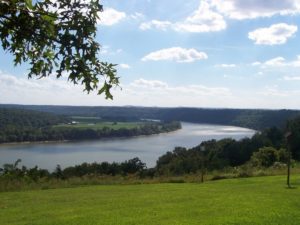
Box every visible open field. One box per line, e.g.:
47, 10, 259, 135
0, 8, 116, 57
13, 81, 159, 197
1, 175, 300, 225
53, 121, 144, 130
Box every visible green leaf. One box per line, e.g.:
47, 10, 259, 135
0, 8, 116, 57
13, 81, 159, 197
25, 0, 33, 10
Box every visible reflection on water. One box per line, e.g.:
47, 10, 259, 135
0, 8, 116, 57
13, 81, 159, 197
0, 123, 255, 170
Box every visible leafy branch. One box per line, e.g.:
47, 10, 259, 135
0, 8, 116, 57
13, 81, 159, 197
0, 0, 119, 99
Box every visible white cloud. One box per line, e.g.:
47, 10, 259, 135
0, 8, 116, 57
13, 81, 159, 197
130, 12, 144, 20
0, 73, 234, 107
215, 64, 236, 68
174, 1, 226, 33
0, 72, 83, 105
283, 75, 300, 81
252, 62, 261, 66
127, 79, 233, 106
142, 47, 208, 63
130, 79, 232, 97
139, 20, 172, 31
185, 84, 231, 96
139, 0, 300, 34
264, 57, 286, 66
252, 56, 300, 68
119, 64, 131, 69
291, 56, 300, 67
211, 0, 300, 20
139, 0, 226, 33
100, 45, 109, 54
248, 23, 298, 45
257, 72, 264, 76
131, 79, 169, 89
3, 72, 300, 109
100, 46, 123, 55
98, 8, 126, 26
259, 86, 291, 97
253, 87, 300, 109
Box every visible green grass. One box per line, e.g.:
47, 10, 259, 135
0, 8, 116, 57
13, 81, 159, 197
54, 122, 143, 130
1, 175, 300, 225
71, 116, 102, 120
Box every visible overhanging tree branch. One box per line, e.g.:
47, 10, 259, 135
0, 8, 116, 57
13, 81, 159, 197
0, 0, 118, 99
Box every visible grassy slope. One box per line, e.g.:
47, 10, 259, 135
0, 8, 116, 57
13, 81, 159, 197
1, 175, 300, 225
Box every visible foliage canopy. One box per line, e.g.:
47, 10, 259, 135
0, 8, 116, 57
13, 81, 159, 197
0, 0, 119, 99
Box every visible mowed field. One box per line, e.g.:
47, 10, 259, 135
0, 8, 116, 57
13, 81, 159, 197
1, 175, 300, 225
54, 122, 144, 130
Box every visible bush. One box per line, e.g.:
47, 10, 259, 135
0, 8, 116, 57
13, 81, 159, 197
250, 147, 288, 168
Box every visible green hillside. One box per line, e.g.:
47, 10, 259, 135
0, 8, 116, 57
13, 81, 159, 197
0, 108, 181, 143
1, 175, 299, 225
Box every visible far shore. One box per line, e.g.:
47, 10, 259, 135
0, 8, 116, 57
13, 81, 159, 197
0, 127, 182, 146
0, 140, 71, 146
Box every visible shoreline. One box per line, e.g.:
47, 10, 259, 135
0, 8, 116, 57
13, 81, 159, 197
0, 140, 71, 146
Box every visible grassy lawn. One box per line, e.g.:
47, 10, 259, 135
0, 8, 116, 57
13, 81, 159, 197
54, 122, 143, 130
1, 175, 300, 225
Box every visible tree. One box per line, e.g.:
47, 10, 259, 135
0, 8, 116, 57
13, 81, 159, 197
250, 146, 286, 168
0, 0, 119, 99
286, 116, 300, 160
121, 157, 146, 175
53, 164, 64, 179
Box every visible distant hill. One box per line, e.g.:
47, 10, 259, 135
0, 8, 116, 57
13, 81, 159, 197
0, 108, 70, 143
0, 104, 299, 130
0, 108, 69, 129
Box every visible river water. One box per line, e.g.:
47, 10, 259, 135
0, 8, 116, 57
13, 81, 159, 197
0, 123, 255, 170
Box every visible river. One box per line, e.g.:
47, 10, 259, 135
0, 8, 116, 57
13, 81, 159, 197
0, 123, 255, 170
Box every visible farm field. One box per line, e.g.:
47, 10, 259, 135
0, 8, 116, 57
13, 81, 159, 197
1, 175, 300, 225
53, 121, 144, 130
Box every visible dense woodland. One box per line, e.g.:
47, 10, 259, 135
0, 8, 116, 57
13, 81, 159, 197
1, 104, 299, 130
0, 108, 181, 143
0, 108, 69, 128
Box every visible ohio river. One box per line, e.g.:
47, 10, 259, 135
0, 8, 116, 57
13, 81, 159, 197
0, 122, 255, 170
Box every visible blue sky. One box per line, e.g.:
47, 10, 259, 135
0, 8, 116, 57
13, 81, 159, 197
1, 0, 300, 109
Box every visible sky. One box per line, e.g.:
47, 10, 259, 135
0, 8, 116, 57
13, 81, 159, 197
1, 0, 300, 109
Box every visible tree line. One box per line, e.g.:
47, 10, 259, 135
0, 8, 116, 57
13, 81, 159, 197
0, 158, 146, 182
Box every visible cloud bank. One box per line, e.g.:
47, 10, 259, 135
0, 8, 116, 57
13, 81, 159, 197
248, 23, 297, 45
98, 8, 126, 26
140, 0, 226, 33
142, 47, 208, 63
211, 0, 300, 19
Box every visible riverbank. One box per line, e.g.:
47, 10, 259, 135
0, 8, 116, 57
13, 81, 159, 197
0, 128, 181, 146
0, 121, 182, 145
